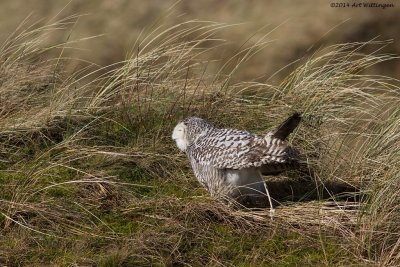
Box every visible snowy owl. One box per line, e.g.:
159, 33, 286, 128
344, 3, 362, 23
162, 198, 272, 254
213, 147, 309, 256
172, 113, 301, 208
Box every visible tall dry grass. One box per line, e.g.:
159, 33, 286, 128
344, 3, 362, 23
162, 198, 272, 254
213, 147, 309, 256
0, 14, 399, 265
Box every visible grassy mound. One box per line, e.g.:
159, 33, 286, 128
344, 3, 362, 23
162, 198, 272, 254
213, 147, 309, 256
0, 15, 399, 266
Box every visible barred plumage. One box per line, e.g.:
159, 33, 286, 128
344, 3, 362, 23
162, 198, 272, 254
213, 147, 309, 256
172, 113, 301, 207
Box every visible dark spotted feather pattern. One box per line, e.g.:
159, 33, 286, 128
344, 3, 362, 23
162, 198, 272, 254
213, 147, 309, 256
187, 128, 298, 170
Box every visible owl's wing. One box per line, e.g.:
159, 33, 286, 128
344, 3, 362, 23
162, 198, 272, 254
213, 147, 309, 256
187, 128, 297, 170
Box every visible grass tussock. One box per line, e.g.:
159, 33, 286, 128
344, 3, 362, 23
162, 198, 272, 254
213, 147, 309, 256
0, 15, 399, 266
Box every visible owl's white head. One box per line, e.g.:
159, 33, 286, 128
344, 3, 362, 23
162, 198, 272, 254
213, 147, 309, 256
172, 117, 214, 152
172, 122, 189, 151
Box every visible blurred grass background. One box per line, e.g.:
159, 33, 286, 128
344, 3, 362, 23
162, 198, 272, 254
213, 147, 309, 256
1, 0, 399, 80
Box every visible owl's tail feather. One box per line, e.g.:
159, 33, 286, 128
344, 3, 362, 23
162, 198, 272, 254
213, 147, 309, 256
273, 113, 301, 140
